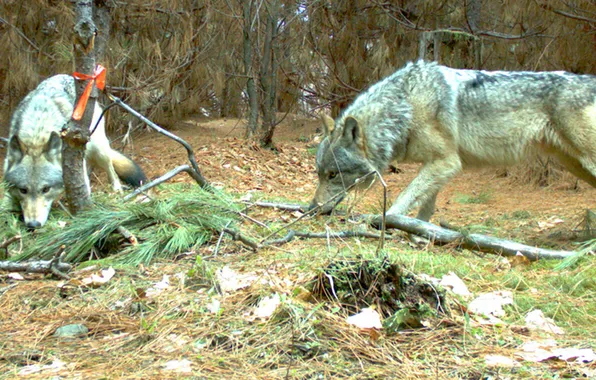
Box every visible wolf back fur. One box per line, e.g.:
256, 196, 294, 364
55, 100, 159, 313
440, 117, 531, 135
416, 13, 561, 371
310, 61, 596, 220
3, 74, 147, 228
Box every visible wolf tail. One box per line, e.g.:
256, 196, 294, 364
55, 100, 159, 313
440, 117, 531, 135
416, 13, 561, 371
110, 150, 147, 187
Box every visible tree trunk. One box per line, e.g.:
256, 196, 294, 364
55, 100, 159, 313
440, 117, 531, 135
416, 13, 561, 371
62, 0, 99, 215
92, 0, 110, 63
466, 0, 483, 68
418, 31, 430, 60
242, 0, 258, 138
258, 2, 279, 148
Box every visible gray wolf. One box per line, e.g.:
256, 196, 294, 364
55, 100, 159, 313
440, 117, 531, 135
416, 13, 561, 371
310, 61, 596, 221
3, 74, 146, 228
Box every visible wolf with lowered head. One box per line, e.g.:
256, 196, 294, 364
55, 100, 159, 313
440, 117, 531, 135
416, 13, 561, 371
310, 61, 596, 220
3, 75, 146, 229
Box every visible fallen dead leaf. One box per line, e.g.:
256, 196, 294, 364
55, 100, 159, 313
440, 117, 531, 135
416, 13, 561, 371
525, 309, 564, 335
347, 307, 382, 330
81, 267, 116, 287
439, 272, 471, 298
216, 265, 258, 293
162, 359, 192, 373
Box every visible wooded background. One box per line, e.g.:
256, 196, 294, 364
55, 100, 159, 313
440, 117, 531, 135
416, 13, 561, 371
1, 0, 595, 146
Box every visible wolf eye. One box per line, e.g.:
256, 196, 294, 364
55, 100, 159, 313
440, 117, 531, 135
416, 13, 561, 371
19, 188, 28, 195
328, 172, 338, 179
42, 186, 51, 194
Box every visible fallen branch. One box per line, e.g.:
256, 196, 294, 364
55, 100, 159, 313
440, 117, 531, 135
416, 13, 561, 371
116, 226, 138, 245
123, 164, 199, 201
267, 230, 382, 246
248, 201, 308, 212
1, 235, 21, 250
250, 201, 577, 260
105, 93, 210, 189
366, 214, 575, 260
221, 228, 259, 251
0, 259, 72, 276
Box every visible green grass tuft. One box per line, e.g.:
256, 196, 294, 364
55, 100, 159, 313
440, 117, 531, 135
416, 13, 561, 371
453, 191, 492, 204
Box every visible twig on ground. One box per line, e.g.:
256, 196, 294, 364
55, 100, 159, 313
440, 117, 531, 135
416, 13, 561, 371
105, 93, 210, 189
257, 171, 377, 244
116, 226, 138, 245
247, 201, 307, 212
123, 164, 197, 201
239, 212, 270, 229
0, 235, 21, 250
267, 230, 382, 246
214, 221, 233, 256
249, 199, 577, 259
221, 228, 259, 251
48, 245, 70, 280
0, 253, 72, 277
0, 283, 18, 295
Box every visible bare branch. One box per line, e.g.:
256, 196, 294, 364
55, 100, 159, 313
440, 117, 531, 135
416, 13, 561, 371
106, 93, 210, 189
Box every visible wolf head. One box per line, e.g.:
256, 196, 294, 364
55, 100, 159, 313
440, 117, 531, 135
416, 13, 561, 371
309, 114, 376, 214
3, 132, 64, 228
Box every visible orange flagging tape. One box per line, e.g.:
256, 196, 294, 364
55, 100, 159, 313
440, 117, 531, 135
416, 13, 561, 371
72, 65, 106, 121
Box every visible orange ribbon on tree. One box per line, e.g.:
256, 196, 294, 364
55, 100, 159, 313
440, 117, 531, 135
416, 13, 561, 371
72, 65, 106, 121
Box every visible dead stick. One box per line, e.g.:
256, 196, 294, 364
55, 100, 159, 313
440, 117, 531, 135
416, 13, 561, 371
116, 226, 138, 245
258, 171, 377, 244
365, 214, 575, 260
222, 228, 259, 251
123, 164, 196, 201
49, 245, 70, 280
0, 260, 72, 275
0, 235, 21, 249
267, 230, 382, 246
248, 201, 307, 212
105, 93, 210, 189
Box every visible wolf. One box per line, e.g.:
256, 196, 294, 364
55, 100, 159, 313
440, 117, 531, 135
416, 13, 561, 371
310, 61, 596, 221
3, 74, 147, 228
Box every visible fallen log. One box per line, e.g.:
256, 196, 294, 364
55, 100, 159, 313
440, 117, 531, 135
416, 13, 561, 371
367, 214, 576, 260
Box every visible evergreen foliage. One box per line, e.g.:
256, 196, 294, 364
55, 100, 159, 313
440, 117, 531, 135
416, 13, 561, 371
8, 184, 241, 265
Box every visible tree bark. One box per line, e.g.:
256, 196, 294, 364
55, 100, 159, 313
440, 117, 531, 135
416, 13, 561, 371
92, 0, 111, 63
62, 0, 98, 215
242, 0, 258, 138
466, 0, 483, 68
258, 1, 279, 148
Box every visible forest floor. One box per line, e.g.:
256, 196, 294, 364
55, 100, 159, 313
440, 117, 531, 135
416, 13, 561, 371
0, 115, 595, 379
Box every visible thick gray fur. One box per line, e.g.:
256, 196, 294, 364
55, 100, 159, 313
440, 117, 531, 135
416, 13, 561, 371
3, 75, 146, 228
311, 61, 596, 220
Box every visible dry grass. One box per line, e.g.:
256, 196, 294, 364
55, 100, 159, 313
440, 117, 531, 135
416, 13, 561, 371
1, 196, 595, 378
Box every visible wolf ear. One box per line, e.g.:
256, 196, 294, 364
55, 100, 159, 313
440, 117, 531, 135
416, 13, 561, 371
7, 135, 24, 165
342, 116, 363, 146
43, 131, 62, 163
320, 114, 335, 136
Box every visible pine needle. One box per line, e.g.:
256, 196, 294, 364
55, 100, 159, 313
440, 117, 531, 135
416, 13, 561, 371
11, 184, 241, 265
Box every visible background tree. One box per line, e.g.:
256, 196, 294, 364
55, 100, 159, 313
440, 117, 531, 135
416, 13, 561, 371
0, 0, 595, 147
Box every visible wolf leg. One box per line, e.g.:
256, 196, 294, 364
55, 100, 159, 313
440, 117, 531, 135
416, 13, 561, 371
86, 141, 123, 192
551, 150, 596, 188
388, 155, 462, 219
416, 192, 438, 222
